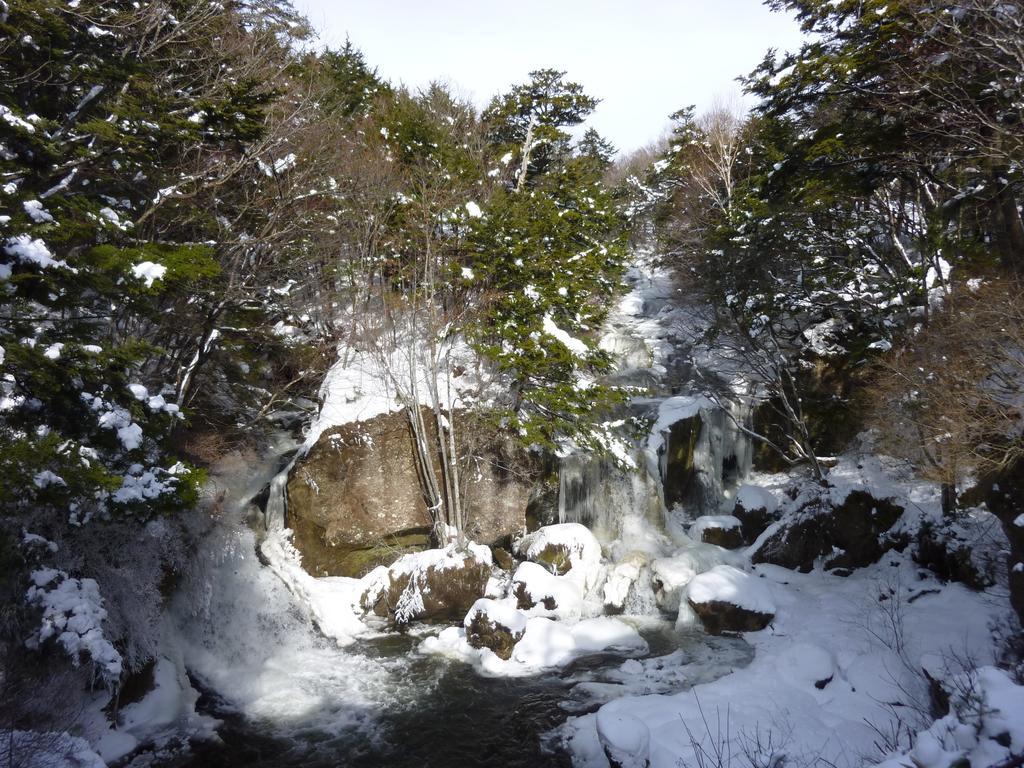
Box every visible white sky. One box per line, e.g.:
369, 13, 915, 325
292, 1, 805, 154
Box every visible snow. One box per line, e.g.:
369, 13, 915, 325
258, 152, 297, 177
43, 342, 63, 359
688, 515, 741, 538
25, 571, 123, 685
465, 201, 482, 218
305, 332, 483, 448
461, 266, 474, 279
128, 383, 149, 400
685, 564, 776, 615
513, 560, 585, 620
734, 483, 778, 512
596, 710, 650, 768
33, 469, 66, 488
0, 104, 36, 133
111, 463, 185, 504
543, 313, 590, 356
132, 260, 167, 287
4, 234, 68, 269
877, 666, 1024, 768
464, 597, 528, 634
515, 523, 603, 592
117, 421, 143, 450
23, 199, 54, 223
422, 615, 647, 677
261, 528, 370, 646
562, 554, 1009, 768
650, 540, 743, 612
645, 394, 712, 453
803, 317, 848, 357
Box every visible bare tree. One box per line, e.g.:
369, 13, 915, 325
869, 279, 1024, 511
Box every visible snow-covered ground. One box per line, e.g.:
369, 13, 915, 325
563, 550, 1014, 768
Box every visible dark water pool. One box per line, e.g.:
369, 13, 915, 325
147, 624, 750, 768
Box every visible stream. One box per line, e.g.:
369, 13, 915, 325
144, 441, 752, 768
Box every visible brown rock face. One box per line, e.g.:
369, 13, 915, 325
688, 599, 774, 635
286, 408, 537, 576
732, 501, 775, 546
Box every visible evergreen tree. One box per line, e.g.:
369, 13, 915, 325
482, 69, 598, 191
469, 73, 626, 449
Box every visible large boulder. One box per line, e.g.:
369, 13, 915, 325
360, 544, 492, 627
751, 488, 904, 573
980, 458, 1024, 624
287, 408, 536, 576
914, 518, 999, 590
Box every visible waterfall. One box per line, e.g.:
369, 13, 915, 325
558, 397, 753, 565
263, 456, 295, 533
688, 399, 753, 515
557, 452, 665, 558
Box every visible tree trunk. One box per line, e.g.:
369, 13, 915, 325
993, 174, 1024, 273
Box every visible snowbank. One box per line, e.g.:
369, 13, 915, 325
562, 554, 1008, 768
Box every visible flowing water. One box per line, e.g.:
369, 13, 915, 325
142, 439, 752, 768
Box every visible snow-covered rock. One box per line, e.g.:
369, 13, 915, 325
688, 515, 743, 548
361, 542, 493, 626
596, 709, 650, 768
511, 560, 584, 619
602, 552, 648, 614
685, 565, 776, 634
650, 541, 741, 612
463, 598, 527, 660
421, 615, 647, 677
514, 523, 603, 591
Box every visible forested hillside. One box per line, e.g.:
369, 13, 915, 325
1, 2, 1022, 767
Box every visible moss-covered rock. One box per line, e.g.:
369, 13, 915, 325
464, 603, 526, 660
532, 543, 573, 575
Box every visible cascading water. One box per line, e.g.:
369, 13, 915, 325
556, 453, 664, 553
147, 439, 753, 768
677, 398, 754, 516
